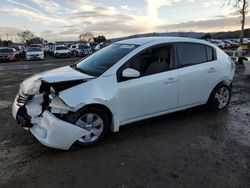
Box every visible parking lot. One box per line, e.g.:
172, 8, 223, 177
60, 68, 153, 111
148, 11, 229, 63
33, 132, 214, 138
0, 58, 250, 187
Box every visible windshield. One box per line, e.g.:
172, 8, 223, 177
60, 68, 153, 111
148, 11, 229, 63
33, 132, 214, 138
27, 47, 42, 52
78, 45, 90, 49
56, 46, 68, 50
75, 43, 138, 76
0, 48, 13, 53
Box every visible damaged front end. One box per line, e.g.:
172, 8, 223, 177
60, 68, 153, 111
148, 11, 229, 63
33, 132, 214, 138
14, 79, 85, 127
12, 66, 94, 149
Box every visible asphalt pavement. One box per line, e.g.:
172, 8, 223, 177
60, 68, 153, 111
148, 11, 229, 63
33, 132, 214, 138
0, 58, 249, 188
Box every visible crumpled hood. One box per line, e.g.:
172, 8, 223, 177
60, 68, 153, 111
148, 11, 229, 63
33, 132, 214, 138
20, 66, 94, 94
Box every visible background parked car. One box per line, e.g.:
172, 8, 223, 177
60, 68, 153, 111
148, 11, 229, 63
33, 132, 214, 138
69, 44, 76, 54
94, 42, 110, 51
73, 43, 92, 57
221, 40, 232, 48
210, 40, 225, 49
53, 45, 71, 58
224, 40, 239, 48
89, 42, 98, 51
44, 45, 51, 54
13, 46, 25, 59
26, 47, 44, 61
0, 47, 19, 62
65, 43, 74, 48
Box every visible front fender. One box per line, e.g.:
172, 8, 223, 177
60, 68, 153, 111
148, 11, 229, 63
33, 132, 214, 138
58, 75, 120, 132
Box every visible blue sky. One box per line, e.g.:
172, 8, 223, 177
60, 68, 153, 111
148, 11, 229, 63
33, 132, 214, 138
0, 0, 249, 42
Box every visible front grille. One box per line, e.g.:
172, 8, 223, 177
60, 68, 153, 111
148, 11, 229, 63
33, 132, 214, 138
16, 90, 29, 107
30, 54, 39, 57
59, 53, 68, 56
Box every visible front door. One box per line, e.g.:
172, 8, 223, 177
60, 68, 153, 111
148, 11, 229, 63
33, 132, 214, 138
117, 44, 179, 124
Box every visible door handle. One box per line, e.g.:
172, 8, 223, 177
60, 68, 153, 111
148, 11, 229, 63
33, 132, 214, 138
165, 77, 177, 84
208, 67, 217, 73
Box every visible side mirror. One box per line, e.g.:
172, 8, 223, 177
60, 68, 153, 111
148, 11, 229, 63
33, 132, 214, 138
122, 68, 140, 78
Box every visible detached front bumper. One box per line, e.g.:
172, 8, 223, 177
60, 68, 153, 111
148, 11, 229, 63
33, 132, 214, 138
30, 111, 88, 150
12, 99, 88, 150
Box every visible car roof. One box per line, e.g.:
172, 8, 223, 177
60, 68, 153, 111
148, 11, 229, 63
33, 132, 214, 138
28, 47, 41, 49
115, 37, 212, 46
0, 47, 12, 49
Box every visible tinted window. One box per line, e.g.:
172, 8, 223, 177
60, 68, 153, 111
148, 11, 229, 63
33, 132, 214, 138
75, 43, 138, 76
178, 43, 207, 67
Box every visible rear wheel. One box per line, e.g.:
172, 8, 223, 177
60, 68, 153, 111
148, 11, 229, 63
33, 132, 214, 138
66, 107, 110, 146
208, 85, 231, 110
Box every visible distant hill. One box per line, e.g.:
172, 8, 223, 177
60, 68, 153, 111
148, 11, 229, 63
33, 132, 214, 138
212, 28, 250, 39
110, 28, 250, 42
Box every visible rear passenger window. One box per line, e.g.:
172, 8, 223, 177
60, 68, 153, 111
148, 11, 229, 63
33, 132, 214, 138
177, 43, 207, 67
206, 46, 215, 61
177, 43, 216, 67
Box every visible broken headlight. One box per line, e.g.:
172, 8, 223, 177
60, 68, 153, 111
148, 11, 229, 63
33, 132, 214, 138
49, 96, 72, 114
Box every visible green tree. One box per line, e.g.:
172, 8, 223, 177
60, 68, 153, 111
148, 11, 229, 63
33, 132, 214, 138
17, 30, 35, 43
201, 33, 212, 39
79, 32, 94, 42
26, 37, 45, 46
93, 35, 107, 43
17, 30, 45, 46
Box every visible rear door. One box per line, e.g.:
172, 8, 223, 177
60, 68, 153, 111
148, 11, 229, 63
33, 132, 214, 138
176, 42, 220, 107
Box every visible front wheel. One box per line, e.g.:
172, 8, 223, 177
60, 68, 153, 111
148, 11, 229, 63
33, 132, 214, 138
65, 107, 110, 146
208, 85, 231, 110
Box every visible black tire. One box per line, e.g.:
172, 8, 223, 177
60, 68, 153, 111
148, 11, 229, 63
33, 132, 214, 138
238, 57, 248, 64
65, 107, 110, 146
207, 84, 231, 111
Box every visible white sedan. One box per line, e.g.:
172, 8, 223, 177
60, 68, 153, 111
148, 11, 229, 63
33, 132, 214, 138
26, 47, 44, 60
53, 45, 71, 58
13, 37, 235, 150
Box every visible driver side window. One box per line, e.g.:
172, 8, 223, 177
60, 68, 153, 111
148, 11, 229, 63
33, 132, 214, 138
117, 44, 174, 82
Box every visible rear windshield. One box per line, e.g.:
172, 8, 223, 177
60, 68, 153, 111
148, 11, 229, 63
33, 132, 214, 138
0, 48, 13, 53
75, 43, 138, 76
